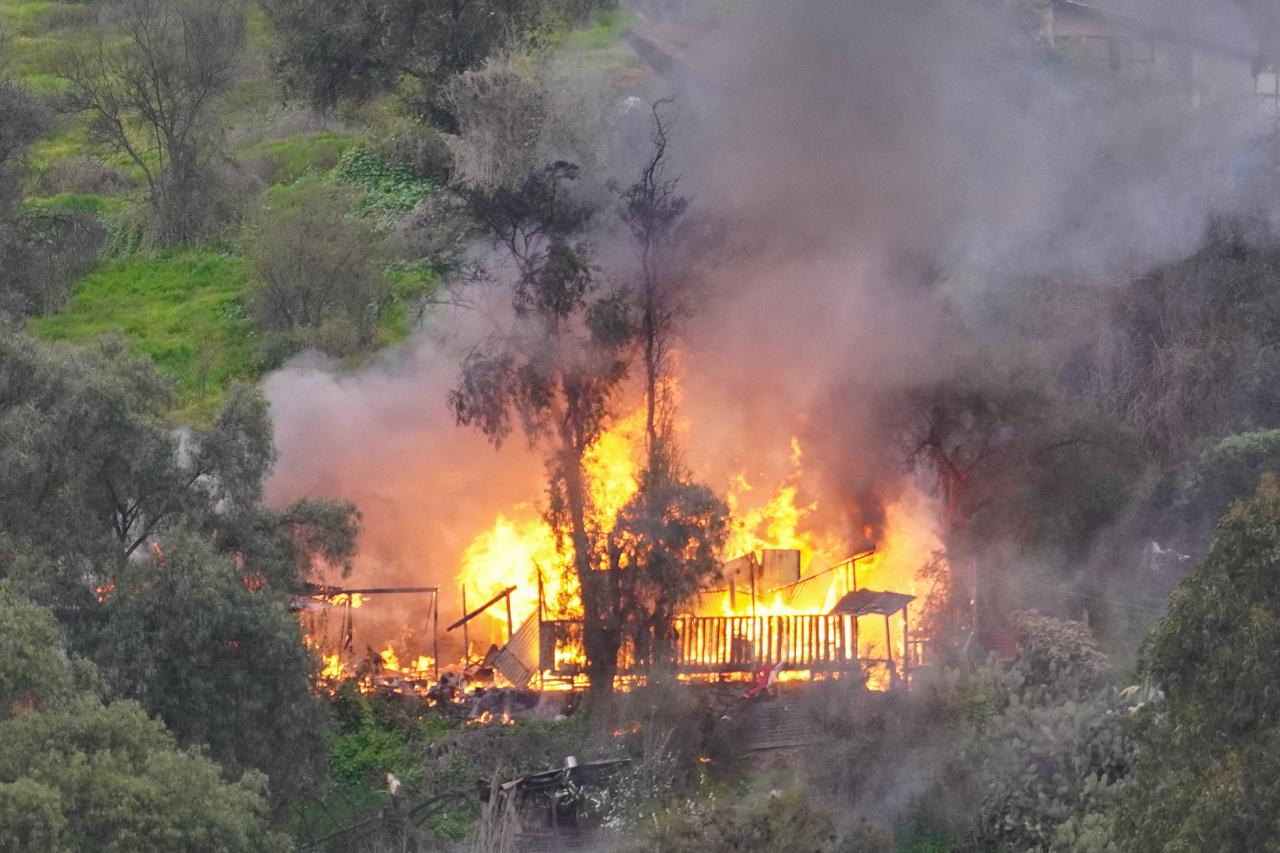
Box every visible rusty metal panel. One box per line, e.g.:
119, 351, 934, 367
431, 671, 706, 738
829, 589, 915, 618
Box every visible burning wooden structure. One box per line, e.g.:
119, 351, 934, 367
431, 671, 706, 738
302, 546, 920, 696
520, 548, 917, 689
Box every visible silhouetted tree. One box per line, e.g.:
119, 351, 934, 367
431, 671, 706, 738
450, 161, 632, 702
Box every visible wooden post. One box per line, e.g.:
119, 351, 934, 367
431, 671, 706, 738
902, 605, 910, 687
537, 571, 545, 691
432, 590, 440, 682
505, 594, 514, 642
883, 613, 893, 666
461, 586, 469, 666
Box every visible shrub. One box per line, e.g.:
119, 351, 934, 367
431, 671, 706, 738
33, 155, 132, 196
970, 688, 1132, 852
335, 146, 435, 221
628, 789, 892, 853
375, 125, 454, 183
243, 181, 392, 359
1010, 611, 1110, 693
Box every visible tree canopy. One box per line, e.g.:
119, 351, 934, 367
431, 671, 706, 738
1118, 475, 1280, 850
0, 583, 289, 853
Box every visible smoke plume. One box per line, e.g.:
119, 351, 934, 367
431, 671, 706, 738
264, 0, 1273, 637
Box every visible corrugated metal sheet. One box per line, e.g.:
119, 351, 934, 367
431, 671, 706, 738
829, 589, 915, 617
759, 549, 801, 589
780, 572, 836, 612
491, 615, 539, 688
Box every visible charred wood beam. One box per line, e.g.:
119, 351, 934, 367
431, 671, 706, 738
448, 586, 518, 632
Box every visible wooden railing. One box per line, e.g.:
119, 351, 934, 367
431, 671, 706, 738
671, 614, 860, 673
539, 614, 874, 676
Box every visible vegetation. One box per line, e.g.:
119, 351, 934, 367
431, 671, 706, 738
59, 0, 247, 243
0, 583, 290, 852
1118, 476, 1280, 850
243, 180, 392, 360
6, 0, 1280, 850
29, 249, 259, 421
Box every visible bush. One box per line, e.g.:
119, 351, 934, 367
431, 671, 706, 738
1010, 611, 1111, 693
628, 789, 892, 853
374, 125, 454, 183
335, 146, 435, 221
33, 155, 132, 197
444, 54, 547, 188
243, 181, 392, 359
970, 688, 1131, 852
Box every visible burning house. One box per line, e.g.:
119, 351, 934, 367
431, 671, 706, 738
302, 541, 921, 699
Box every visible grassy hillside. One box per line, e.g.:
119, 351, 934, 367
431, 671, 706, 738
29, 249, 259, 422
4, 0, 648, 424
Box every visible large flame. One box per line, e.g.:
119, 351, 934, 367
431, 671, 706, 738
306, 378, 946, 693
458, 409, 645, 632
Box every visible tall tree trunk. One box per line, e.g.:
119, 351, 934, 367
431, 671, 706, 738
560, 445, 620, 705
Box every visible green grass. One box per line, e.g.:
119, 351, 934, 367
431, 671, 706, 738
29, 248, 263, 424
0, 0, 92, 36
234, 130, 360, 184
564, 7, 639, 51
21, 191, 129, 219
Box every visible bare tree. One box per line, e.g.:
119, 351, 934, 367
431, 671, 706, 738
619, 98, 688, 470
60, 0, 245, 242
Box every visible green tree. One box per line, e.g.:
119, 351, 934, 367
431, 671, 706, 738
0, 32, 99, 318
0, 332, 358, 622
1178, 429, 1280, 552
89, 534, 329, 811
0, 333, 357, 808
244, 181, 393, 360
0, 584, 288, 852
261, 0, 609, 125
609, 458, 728, 674
262, 0, 527, 125
1117, 475, 1280, 851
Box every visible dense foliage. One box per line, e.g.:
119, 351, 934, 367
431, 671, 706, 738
0, 584, 289, 852
1117, 476, 1280, 850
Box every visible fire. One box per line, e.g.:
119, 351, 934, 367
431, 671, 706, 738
723, 436, 844, 571
302, 363, 946, 696
460, 514, 559, 629
321, 653, 344, 680
459, 408, 644, 630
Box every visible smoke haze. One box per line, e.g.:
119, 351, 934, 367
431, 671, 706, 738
264, 0, 1274, 636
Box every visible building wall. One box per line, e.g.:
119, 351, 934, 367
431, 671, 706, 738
1048, 3, 1273, 112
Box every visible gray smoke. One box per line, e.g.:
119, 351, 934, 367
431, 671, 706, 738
263, 0, 1274, 628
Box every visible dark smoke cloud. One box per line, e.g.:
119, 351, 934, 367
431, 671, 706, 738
659, 0, 1272, 532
